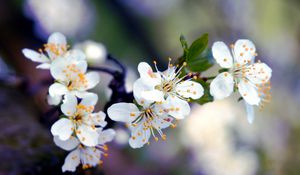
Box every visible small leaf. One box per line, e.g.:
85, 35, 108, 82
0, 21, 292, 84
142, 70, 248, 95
186, 48, 214, 72
180, 34, 189, 57
180, 34, 188, 50
187, 33, 208, 61
191, 79, 214, 105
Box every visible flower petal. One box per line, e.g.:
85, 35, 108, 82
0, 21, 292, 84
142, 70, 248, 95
48, 32, 67, 46
233, 39, 256, 65
176, 80, 204, 99
80, 92, 98, 107
36, 63, 51, 69
76, 125, 99, 146
61, 93, 77, 116
62, 149, 80, 172
129, 122, 151, 148
245, 102, 255, 124
50, 56, 87, 81
238, 80, 260, 105
133, 78, 156, 107
141, 90, 165, 102
245, 62, 272, 84
22, 49, 49, 63
53, 136, 80, 151
137, 62, 161, 86
47, 94, 62, 106
98, 129, 116, 145
90, 111, 107, 127
212, 41, 233, 68
152, 113, 173, 129
210, 72, 234, 99
49, 82, 68, 97
84, 72, 100, 90
107, 103, 141, 123
51, 118, 73, 141
66, 49, 86, 61
164, 96, 190, 119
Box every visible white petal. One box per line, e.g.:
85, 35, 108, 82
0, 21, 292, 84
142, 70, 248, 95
245, 102, 255, 124
48, 32, 67, 46
129, 123, 151, 148
51, 118, 73, 141
164, 96, 190, 119
141, 90, 165, 102
210, 72, 234, 99
53, 136, 79, 151
49, 57, 69, 81
238, 80, 260, 105
98, 129, 116, 145
76, 125, 99, 146
90, 111, 107, 127
84, 72, 100, 90
47, 95, 62, 106
50, 56, 87, 81
176, 80, 204, 99
233, 39, 256, 65
81, 147, 101, 166
163, 66, 176, 81
133, 78, 156, 107
36, 63, 51, 69
137, 62, 161, 86
245, 63, 272, 84
49, 83, 68, 97
61, 93, 77, 116
80, 92, 98, 107
151, 113, 173, 129
66, 49, 86, 61
212, 41, 233, 68
62, 149, 80, 172
107, 103, 140, 123
22, 49, 49, 63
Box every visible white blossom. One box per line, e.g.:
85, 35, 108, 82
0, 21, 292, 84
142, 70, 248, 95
48, 52, 100, 101
22, 32, 69, 69
51, 93, 106, 146
210, 39, 272, 123
54, 129, 115, 172
133, 61, 204, 119
107, 93, 179, 148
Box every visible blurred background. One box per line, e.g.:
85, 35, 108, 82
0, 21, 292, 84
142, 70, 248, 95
0, 0, 299, 174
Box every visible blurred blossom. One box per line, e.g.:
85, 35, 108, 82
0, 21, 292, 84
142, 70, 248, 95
181, 101, 258, 175
125, 68, 138, 92
24, 0, 94, 38
74, 40, 107, 65
118, 0, 183, 17
114, 128, 130, 146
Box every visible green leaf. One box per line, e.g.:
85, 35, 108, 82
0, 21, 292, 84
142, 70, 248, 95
180, 34, 188, 49
184, 34, 214, 72
180, 34, 189, 57
187, 33, 208, 61
191, 79, 214, 105
186, 48, 214, 72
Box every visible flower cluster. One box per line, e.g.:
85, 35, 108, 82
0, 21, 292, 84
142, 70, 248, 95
22, 32, 272, 173
107, 61, 204, 148
210, 39, 272, 123
22, 32, 115, 172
